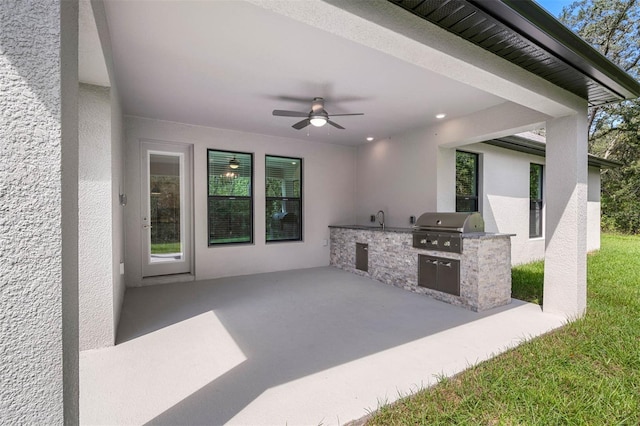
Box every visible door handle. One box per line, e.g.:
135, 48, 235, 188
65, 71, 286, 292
143, 225, 152, 229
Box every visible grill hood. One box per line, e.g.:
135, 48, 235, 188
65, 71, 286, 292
413, 212, 484, 233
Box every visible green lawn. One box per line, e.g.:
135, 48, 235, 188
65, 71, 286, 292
151, 242, 181, 254
368, 234, 640, 425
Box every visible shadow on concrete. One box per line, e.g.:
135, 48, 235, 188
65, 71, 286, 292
115, 267, 523, 425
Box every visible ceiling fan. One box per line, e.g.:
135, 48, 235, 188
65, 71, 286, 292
272, 97, 364, 130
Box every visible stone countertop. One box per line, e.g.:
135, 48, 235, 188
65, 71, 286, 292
461, 232, 516, 239
328, 224, 413, 234
329, 225, 515, 238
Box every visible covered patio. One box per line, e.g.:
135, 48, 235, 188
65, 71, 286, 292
81, 267, 564, 425
4, 0, 640, 423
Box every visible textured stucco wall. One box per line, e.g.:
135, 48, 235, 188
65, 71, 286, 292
430, 143, 600, 265
111, 83, 125, 336
0, 1, 79, 423
454, 142, 548, 265
83, 0, 126, 345
544, 113, 589, 318
79, 84, 115, 350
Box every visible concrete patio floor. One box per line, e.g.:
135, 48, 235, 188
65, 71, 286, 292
80, 266, 566, 425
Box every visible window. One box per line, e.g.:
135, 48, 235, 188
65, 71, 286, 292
266, 155, 302, 242
207, 150, 253, 245
530, 163, 543, 238
456, 151, 479, 212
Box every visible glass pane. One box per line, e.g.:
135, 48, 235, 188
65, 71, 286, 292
456, 151, 478, 198
150, 153, 182, 262
207, 149, 253, 245
208, 151, 252, 196
456, 197, 478, 213
266, 199, 301, 241
266, 156, 301, 198
530, 200, 543, 238
265, 155, 302, 242
530, 164, 543, 200
209, 198, 252, 244
529, 164, 543, 237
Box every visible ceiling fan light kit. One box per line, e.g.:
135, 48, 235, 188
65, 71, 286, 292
310, 116, 327, 127
272, 97, 363, 130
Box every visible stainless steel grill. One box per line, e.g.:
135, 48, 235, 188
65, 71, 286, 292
412, 212, 484, 253
413, 212, 484, 296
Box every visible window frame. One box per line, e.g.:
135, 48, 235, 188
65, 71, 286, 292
529, 163, 544, 239
265, 154, 303, 243
455, 150, 480, 213
207, 149, 254, 246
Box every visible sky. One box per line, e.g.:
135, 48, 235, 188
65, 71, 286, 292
534, 0, 576, 17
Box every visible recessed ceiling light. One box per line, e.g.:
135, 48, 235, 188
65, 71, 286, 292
291, 161, 297, 165
366, 137, 374, 141
436, 113, 447, 119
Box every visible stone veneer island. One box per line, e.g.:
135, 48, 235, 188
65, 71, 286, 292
329, 225, 513, 311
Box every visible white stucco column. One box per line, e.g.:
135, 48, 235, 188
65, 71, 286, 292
0, 1, 79, 424
544, 112, 588, 318
79, 84, 117, 350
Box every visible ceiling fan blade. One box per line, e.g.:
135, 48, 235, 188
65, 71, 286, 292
273, 110, 309, 117
292, 119, 311, 130
327, 113, 365, 117
327, 120, 345, 130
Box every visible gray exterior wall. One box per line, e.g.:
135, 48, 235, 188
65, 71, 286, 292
0, 1, 79, 424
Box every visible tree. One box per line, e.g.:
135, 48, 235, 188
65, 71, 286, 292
560, 0, 640, 233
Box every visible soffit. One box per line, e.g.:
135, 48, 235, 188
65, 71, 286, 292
485, 136, 622, 168
388, 0, 640, 107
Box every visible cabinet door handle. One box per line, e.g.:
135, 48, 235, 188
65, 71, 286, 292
440, 261, 452, 267
363, 247, 368, 251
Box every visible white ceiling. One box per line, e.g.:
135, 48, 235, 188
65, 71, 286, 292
83, 0, 507, 146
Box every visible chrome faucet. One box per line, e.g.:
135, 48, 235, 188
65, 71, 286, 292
376, 210, 385, 230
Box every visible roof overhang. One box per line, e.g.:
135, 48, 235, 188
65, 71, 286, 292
387, 0, 640, 107
485, 136, 622, 168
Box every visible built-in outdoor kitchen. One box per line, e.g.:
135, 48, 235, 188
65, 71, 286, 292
329, 212, 513, 312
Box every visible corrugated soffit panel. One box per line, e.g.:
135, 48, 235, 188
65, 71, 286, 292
387, 0, 632, 106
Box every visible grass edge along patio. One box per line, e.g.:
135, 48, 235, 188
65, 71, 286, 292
368, 233, 640, 425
